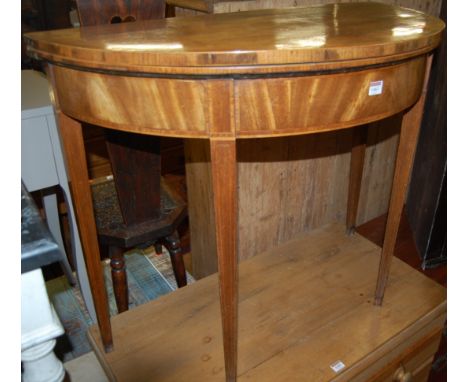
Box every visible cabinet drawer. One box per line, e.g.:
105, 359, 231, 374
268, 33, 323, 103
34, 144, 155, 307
340, 311, 445, 382
372, 328, 441, 382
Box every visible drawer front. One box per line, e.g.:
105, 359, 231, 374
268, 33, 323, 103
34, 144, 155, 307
411, 357, 434, 382
338, 311, 445, 382
371, 329, 442, 382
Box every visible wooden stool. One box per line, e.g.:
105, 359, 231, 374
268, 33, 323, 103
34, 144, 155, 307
91, 174, 187, 313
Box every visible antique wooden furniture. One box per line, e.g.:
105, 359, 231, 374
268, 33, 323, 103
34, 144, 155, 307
25, 3, 445, 381
166, 0, 444, 280
74, 0, 187, 313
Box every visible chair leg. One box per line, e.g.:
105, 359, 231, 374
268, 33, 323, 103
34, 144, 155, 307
109, 246, 129, 313
164, 231, 187, 288
42, 190, 76, 286
155, 243, 163, 255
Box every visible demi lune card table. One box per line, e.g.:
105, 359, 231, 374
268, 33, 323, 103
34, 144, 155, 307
25, 3, 445, 381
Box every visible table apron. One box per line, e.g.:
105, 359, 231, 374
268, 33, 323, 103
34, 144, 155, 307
51, 55, 426, 138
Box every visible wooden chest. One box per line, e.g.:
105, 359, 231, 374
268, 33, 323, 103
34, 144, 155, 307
88, 224, 446, 381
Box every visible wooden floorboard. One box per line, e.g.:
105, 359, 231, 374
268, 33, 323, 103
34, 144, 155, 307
89, 223, 446, 382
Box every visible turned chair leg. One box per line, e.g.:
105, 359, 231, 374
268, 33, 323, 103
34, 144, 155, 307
163, 231, 187, 288
155, 243, 163, 255
109, 246, 129, 313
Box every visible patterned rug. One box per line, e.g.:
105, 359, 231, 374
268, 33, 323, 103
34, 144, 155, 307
46, 246, 195, 362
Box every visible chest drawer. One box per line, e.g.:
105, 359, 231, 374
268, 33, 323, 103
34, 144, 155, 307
370, 328, 442, 382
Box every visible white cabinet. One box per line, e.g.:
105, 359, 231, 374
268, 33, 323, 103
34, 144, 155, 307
21, 70, 97, 322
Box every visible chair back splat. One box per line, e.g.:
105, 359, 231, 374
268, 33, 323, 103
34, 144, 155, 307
76, 0, 167, 225
73, 1, 187, 319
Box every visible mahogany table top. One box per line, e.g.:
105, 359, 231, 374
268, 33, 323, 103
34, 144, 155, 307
25, 2, 444, 76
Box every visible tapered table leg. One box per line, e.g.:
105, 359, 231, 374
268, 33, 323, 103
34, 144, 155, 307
210, 138, 238, 382
346, 125, 368, 235
56, 112, 113, 351
374, 56, 433, 305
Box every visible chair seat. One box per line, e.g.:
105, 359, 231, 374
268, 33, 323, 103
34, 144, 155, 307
91, 177, 187, 248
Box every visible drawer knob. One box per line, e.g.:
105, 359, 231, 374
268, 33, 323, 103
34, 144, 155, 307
393, 365, 413, 382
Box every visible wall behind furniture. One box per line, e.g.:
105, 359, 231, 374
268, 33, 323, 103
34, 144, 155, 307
406, 0, 446, 267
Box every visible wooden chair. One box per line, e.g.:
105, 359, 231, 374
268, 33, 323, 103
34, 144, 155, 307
75, 0, 187, 313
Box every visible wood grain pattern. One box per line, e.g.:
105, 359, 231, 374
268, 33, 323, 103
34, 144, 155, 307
30, 5, 444, 377
87, 224, 446, 382
186, 124, 412, 277
184, 139, 218, 278
105, 129, 162, 225
365, 328, 441, 381
355, 116, 401, 226
51, 57, 426, 139
25, 3, 444, 75
186, 131, 354, 277
177, 0, 442, 279
346, 125, 368, 233
55, 110, 113, 351
52, 66, 209, 138
374, 56, 433, 305
236, 57, 426, 137
210, 139, 239, 382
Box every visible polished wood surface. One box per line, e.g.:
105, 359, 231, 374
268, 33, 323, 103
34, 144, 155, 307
163, 231, 188, 287
88, 224, 446, 381
210, 140, 238, 382
25, 3, 443, 75
109, 246, 129, 313
72, 0, 188, 348
26, 4, 444, 380
49, 55, 427, 139
375, 56, 433, 305
51, 65, 208, 138
236, 57, 426, 137
178, 0, 443, 279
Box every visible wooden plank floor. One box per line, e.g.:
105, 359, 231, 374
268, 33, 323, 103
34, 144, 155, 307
89, 223, 446, 382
